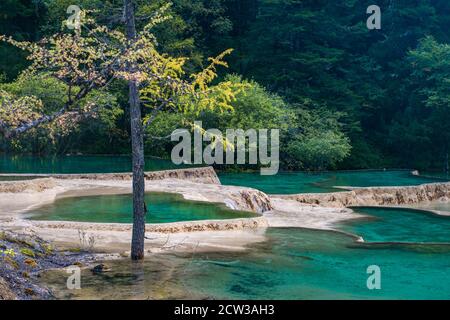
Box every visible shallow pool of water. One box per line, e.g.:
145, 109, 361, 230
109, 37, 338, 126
338, 207, 450, 243
405, 201, 450, 214
218, 170, 446, 194
40, 227, 450, 300
26, 192, 257, 223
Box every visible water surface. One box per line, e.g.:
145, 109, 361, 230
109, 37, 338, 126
405, 201, 450, 214
339, 207, 450, 243
0, 154, 184, 174
218, 170, 445, 194
40, 228, 450, 300
2, 155, 447, 193
26, 192, 256, 223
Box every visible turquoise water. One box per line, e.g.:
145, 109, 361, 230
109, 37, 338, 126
407, 201, 450, 213
41, 227, 450, 300
6, 157, 449, 298
0, 155, 184, 174
26, 192, 256, 223
2, 155, 448, 193
421, 171, 450, 180
218, 170, 446, 194
339, 207, 450, 243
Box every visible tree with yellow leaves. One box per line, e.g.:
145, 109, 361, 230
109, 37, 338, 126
0, 1, 244, 260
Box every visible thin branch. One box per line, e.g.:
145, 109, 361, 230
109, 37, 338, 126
6, 105, 68, 138
142, 98, 173, 129
3, 74, 115, 139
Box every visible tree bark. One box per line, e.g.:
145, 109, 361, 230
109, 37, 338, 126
124, 0, 146, 260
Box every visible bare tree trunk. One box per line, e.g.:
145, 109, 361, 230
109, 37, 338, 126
124, 0, 146, 260
446, 150, 449, 175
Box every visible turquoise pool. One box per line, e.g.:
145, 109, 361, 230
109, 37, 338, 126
26, 192, 256, 223
218, 170, 447, 194
340, 207, 450, 243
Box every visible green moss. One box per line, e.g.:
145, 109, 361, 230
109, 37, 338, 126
42, 243, 53, 255
0, 248, 16, 257
20, 248, 35, 258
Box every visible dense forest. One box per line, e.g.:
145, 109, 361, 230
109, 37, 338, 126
1, 0, 450, 171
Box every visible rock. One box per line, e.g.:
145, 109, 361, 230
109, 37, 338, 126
91, 264, 111, 274
24, 258, 38, 268
236, 189, 274, 213
24, 288, 35, 296
280, 182, 450, 208
0, 277, 16, 300
1, 167, 221, 185
0, 178, 57, 193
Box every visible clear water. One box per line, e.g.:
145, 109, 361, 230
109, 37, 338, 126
40, 227, 450, 300
5, 157, 449, 298
218, 170, 445, 194
421, 171, 450, 180
339, 207, 450, 243
26, 192, 256, 223
406, 201, 450, 214
0, 154, 185, 174
2, 155, 447, 193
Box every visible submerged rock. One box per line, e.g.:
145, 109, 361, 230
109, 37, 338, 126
91, 264, 111, 274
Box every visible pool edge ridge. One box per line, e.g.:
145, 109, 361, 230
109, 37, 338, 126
25, 216, 269, 234
275, 181, 450, 208
0, 166, 221, 185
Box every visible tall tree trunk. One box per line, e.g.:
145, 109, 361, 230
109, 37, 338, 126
446, 150, 449, 175
124, 0, 146, 260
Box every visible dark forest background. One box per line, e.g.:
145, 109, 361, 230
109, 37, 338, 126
1, 0, 450, 171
